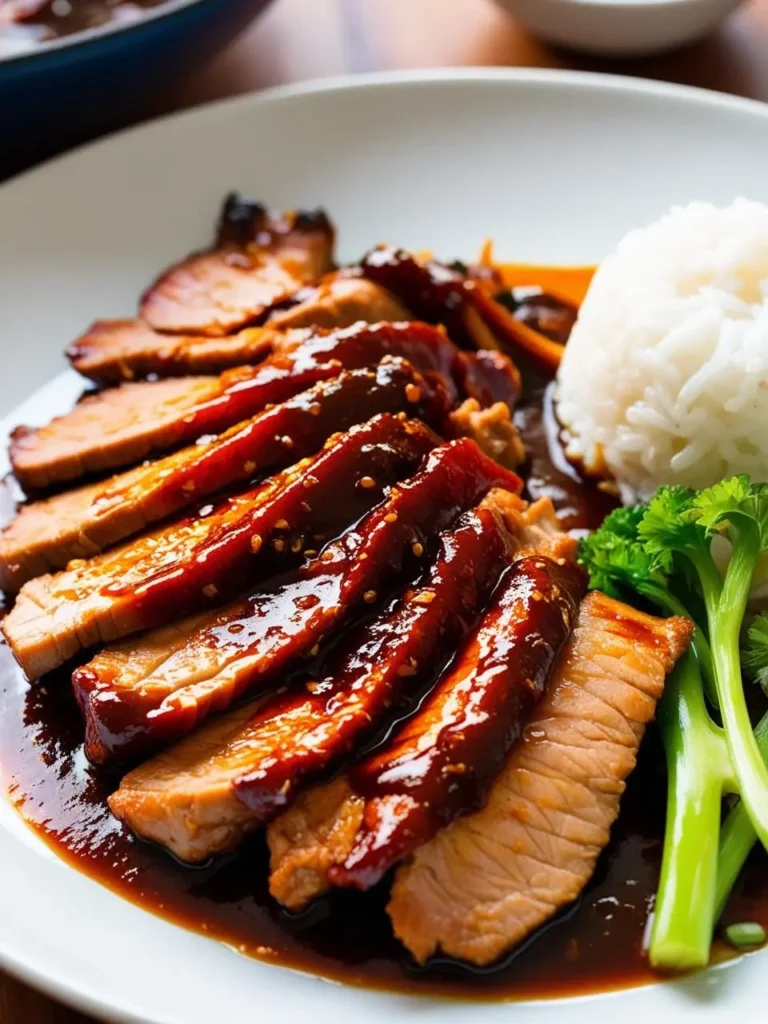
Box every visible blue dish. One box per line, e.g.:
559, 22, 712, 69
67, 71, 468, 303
0, 0, 273, 154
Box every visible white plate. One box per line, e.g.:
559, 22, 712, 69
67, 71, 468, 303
1, 68, 768, 1024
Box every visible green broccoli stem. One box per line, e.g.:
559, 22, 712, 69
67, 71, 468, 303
705, 523, 768, 852
650, 649, 735, 969
715, 712, 768, 920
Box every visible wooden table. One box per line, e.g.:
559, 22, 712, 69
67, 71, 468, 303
2, 0, 767, 1017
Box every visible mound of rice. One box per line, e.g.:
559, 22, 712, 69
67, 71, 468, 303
556, 198, 768, 501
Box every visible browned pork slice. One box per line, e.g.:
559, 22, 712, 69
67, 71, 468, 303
69, 279, 409, 385
141, 199, 335, 335
66, 320, 278, 384
0, 361, 445, 592
266, 276, 410, 332
11, 321, 458, 491
83, 439, 521, 767
3, 415, 437, 680
387, 592, 693, 966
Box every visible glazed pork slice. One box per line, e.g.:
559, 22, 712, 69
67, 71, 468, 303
106, 488, 520, 863
3, 415, 437, 680
328, 554, 586, 891
67, 320, 278, 385
141, 198, 335, 335
0, 360, 445, 592
69, 278, 409, 385
11, 321, 459, 491
81, 439, 522, 765
266, 537, 582, 909
387, 592, 693, 966
229, 493, 521, 820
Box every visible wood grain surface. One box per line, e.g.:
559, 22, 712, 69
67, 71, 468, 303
2, 0, 768, 1018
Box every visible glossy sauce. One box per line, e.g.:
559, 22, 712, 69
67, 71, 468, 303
1, 283, 767, 1001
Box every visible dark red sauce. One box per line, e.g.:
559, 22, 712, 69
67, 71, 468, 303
1, 294, 766, 1002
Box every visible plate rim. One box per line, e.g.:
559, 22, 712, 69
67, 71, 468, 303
2, 66, 768, 1023
4, 65, 768, 191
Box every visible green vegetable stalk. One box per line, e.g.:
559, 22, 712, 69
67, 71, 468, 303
579, 478, 768, 971
650, 650, 736, 968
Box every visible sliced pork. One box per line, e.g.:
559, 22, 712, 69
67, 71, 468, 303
215, 493, 519, 815
141, 200, 334, 335
69, 279, 410, 385
265, 276, 410, 332
107, 485, 520, 863
11, 321, 461, 490
3, 415, 438, 679
266, 533, 581, 910
328, 554, 586, 890
67, 320, 277, 384
82, 441, 521, 765
387, 593, 693, 966
0, 361, 445, 591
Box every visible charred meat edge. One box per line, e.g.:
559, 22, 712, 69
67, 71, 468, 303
140, 198, 335, 335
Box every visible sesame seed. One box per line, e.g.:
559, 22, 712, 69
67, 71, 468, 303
413, 591, 436, 605
303, 475, 319, 488
309, 644, 320, 657
203, 584, 218, 598
397, 664, 417, 677
385, 512, 398, 524
275, 519, 290, 530
250, 535, 263, 554
405, 383, 421, 403
181, 481, 196, 493
321, 549, 334, 562
243, 460, 256, 474
273, 539, 286, 552
412, 542, 424, 557
291, 538, 303, 553
360, 476, 376, 489
309, 402, 322, 416
281, 435, 294, 448
304, 549, 318, 558
364, 590, 377, 603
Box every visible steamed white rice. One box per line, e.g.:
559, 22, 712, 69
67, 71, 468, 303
556, 199, 768, 501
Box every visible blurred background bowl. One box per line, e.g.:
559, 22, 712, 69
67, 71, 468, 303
0, 0, 273, 167
493, 0, 744, 56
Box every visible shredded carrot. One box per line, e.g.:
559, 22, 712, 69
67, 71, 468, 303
495, 262, 595, 308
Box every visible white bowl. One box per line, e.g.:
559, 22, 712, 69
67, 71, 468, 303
495, 0, 744, 56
